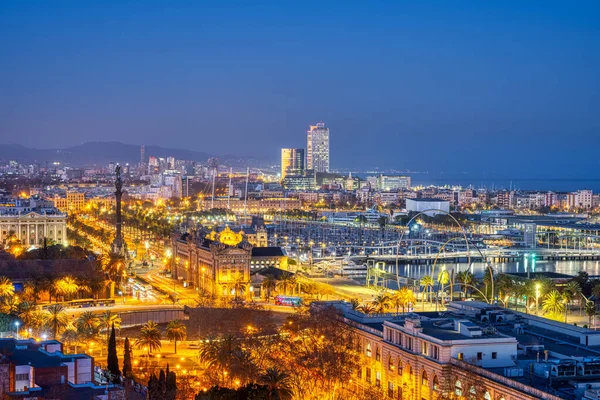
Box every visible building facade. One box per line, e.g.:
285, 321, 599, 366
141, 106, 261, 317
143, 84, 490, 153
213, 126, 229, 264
281, 148, 305, 179
307, 122, 330, 173
52, 191, 86, 213
171, 231, 253, 297
0, 212, 67, 246
325, 301, 563, 400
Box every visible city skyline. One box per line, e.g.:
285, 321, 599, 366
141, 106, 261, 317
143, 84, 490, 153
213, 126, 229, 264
1, 2, 599, 175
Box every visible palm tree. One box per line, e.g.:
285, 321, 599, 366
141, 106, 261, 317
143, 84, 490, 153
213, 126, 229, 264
134, 321, 162, 356
456, 271, 475, 299
564, 281, 582, 315
99, 253, 127, 298
165, 320, 187, 354
391, 287, 416, 314
259, 367, 293, 400
228, 272, 248, 301
496, 274, 515, 308
75, 311, 100, 338
262, 275, 277, 302
1, 296, 20, 315
277, 273, 297, 296
0, 276, 14, 298
420, 276, 434, 304
99, 310, 122, 340
22, 281, 39, 303
357, 303, 376, 315
17, 301, 38, 328
61, 325, 81, 353
45, 304, 69, 339
542, 290, 566, 321
54, 276, 79, 302
586, 301, 597, 326
437, 270, 450, 298
372, 293, 392, 313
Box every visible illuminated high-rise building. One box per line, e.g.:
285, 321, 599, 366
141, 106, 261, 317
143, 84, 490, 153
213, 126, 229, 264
306, 122, 330, 173
280, 148, 305, 179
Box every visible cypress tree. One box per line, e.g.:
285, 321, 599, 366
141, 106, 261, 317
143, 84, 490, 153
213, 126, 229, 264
122, 337, 132, 378
158, 369, 166, 395
166, 367, 177, 400
106, 323, 121, 382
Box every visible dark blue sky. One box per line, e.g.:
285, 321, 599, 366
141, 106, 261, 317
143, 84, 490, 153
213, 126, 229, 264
1, 1, 599, 175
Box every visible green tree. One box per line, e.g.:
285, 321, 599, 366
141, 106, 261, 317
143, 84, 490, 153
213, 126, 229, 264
261, 275, 277, 302
75, 311, 100, 339
45, 304, 69, 339
135, 320, 162, 356
107, 324, 121, 382
420, 275, 434, 304
0, 276, 15, 298
372, 293, 392, 313
165, 320, 187, 354
259, 367, 293, 400
543, 290, 566, 321
122, 337, 133, 378
99, 310, 122, 341
586, 301, 597, 326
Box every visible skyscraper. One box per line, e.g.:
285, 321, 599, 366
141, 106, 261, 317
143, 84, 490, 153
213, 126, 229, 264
140, 145, 145, 165
281, 148, 305, 179
307, 122, 330, 173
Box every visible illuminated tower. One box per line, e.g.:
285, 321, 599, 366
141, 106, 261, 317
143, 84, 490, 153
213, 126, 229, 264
281, 148, 305, 179
307, 122, 329, 173
140, 145, 145, 166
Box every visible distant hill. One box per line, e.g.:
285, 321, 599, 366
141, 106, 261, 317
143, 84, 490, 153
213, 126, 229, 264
0, 142, 213, 166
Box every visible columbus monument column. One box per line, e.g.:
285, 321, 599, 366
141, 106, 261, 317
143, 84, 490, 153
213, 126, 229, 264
111, 165, 129, 257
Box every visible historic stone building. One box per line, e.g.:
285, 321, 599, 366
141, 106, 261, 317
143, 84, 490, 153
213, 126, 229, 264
0, 212, 67, 246
171, 231, 253, 297
171, 226, 287, 298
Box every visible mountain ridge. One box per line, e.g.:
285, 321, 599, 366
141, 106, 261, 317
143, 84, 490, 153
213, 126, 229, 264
0, 141, 257, 166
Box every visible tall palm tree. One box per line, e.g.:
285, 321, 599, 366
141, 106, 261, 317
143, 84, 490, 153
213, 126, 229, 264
372, 293, 392, 313
420, 276, 434, 304
259, 367, 293, 400
356, 303, 376, 315
495, 274, 515, 308
543, 290, 565, 317
45, 304, 69, 339
22, 281, 39, 303
134, 320, 162, 356
456, 271, 475, 298
586, 301, 597, 326
54, 276, 79, 302
17, 301, 38, 328
277, 273, 296, 296
262, 275, 277, 302
99, 253, 127, 298
391, 287, 415, 314
99, 310, 122, 341
165, 320, 187, 354
75, 311, 100, 338
1, 296, 20, 316
437, 270, 450, 298
564, 281, 582, 314
0, 276, 14, 298
228, 273, 247, 301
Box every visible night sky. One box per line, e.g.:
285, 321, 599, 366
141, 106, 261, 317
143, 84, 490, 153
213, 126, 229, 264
1, 1, 599, 175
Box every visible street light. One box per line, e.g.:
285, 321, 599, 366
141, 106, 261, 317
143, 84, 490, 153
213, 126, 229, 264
14, 321, 20, 340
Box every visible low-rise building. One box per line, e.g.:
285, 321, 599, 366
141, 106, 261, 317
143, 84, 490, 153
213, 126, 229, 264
0, 338, 123, 399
